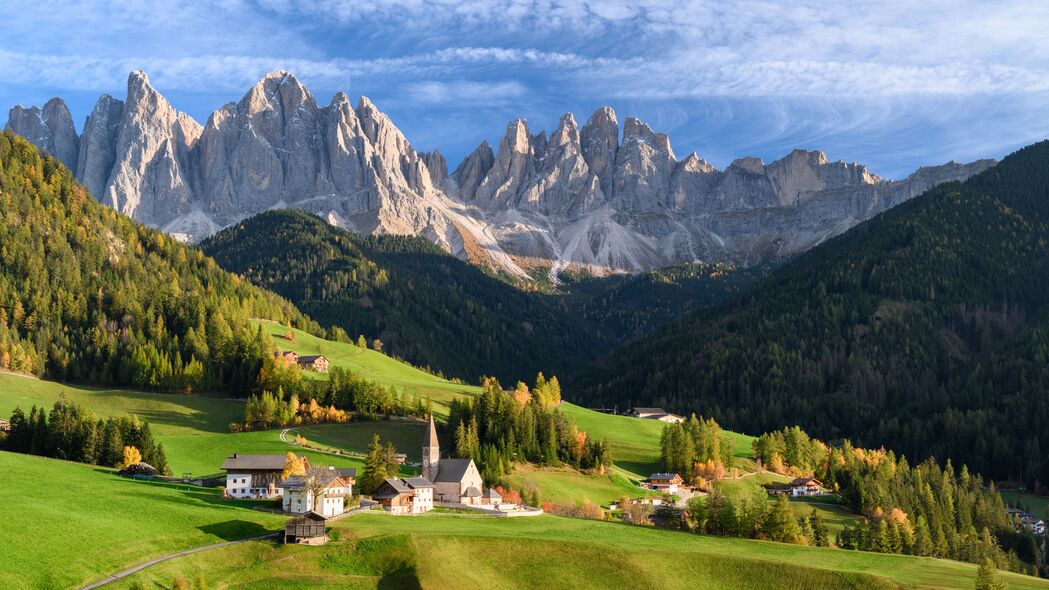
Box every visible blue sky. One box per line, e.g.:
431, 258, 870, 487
3, 1, 1049, 178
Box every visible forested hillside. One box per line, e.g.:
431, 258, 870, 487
0, 132, 319, 395
201, 209, 756, 383
575, 140, 1049, 487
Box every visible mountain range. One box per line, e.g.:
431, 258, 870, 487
5, 70, 994, 278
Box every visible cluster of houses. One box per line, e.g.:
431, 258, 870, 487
221, 452, 356, 518
1007, 508, 1047, 535
221, 416, 509, 521
273, 350, 329, 373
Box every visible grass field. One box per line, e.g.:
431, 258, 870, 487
291, 422, 427, 462
1000, 490, 1049, 520
111, 512, 1049, 590
0, 374, 404, 475
0, 451, 287, 590
559, 403, 755, 478
507, 464, 660, 506
257, 321, 481, 415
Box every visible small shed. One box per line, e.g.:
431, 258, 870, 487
284, 512, 328, 545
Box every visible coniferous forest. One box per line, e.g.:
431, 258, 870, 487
201, 209, 757, 384
0, 132, 321, 396
575, 140, 1049, 488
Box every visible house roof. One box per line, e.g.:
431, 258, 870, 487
403, 477, 434, 489
483, 489, 502, 498
221, 453, 289, 471
425, 415, 439, 448
298, 355, 326, 363
790, 477, 822, 487
433, 458, 475, 483
647, 473, 681, 481
374, 478, 412, 499
283, 467, 357, 490
463, 486, 482, 497
632, 407, 666, 415
286, 512, 327, 525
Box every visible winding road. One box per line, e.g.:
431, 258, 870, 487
80, 533, 277, 589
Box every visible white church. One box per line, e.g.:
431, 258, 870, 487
374, 416, 502, 512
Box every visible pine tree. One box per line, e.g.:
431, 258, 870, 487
975, 558, 1007, 590
810, 509, 829, 547
359, 434, 388, 494
765, 494, 802, 543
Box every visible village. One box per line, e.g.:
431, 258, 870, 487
220, 416, 542, 544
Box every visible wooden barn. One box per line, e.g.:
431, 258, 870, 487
284, 512, 328, 545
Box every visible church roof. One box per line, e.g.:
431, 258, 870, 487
433, 458, 474, 483
425, 415, 439, 448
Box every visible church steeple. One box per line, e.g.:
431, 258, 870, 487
422, 414, 440, 481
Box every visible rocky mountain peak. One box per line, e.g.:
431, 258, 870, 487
581, 106, 620, 197
5, 96, 80, 171
550, 112, 580, 149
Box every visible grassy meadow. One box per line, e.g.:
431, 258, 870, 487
110, 512, 1049, 590
257, 320, 481, 415
0, 451, 287, 590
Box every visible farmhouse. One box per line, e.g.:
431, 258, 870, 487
789, 477, 823, 497
273, 350, 299, 366
627, 407, 684, 424
0, 419, 10, 432
222, 453, 308, 499
282, 466, 357, 518
645, 473, 685, 493
1008, 508, 1046, 535
374, 477, 435, 514
297, 355, 329, 373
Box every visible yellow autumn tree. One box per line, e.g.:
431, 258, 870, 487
121, 446, 142, 469
282, 452, 307, 479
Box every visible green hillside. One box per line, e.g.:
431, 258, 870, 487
111, 513, 1048, 590
0, 451, 286, 590
575, 139, 1049, 487
0, 131, 318, 397
256, 320, 481, 412
202, 209, 756, 384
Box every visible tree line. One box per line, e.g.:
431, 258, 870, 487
659, 415, 736, 486
754, 425, 1038, 575
2, 396, 169, 474
447, 374, 612, 484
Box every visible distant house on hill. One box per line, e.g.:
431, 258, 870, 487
282, 466, 357, 518
222, 452, 308, 499
273, 350, 299, 366
395, 453, 408, 465
1008, 508, 1046, 535
645, 473, 685, 493
0, 419, 10, 432
627, 407, 684, 423
297, 355, 329, 373
789, 477, 823, 497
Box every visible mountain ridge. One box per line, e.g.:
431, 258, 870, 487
5, 70, 995, 278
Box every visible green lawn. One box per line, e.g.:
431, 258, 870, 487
1000, 490, 1049, 520
559, 403, 756, 478
291, 421, 427, 462
508, 464, 659, 506
257, 320, 481, 415
0, 451, 287, 590
0, 374, 389, 476
112, 512, 1049, 590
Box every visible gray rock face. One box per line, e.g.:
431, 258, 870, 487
77, 94, 124, 200
5, 97, 80, 170
3, 72, 997, 279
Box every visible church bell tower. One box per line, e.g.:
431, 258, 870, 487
422, 414, 440, 481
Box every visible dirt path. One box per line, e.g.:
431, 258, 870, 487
80, 533, 277, 589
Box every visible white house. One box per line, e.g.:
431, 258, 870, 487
628, 407, 685, 424
222, 453, 307, 499
644, 473, 685, 493
282, 466, 357, 518
789, 477, 823, 497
